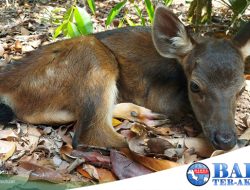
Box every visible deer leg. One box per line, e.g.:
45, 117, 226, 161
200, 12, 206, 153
72, 80, 127, 149
113, 103, 169, 127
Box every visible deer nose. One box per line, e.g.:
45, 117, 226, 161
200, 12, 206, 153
213, 131, 236, 150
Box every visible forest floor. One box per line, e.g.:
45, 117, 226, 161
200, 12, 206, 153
0, 0, 249, 189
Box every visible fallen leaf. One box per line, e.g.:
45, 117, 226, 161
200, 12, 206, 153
96, 168, 117, 183
147, 137, 174, 154
27, 127, 41, 153
0, 44, 4, 56
164, 148, 184, 160
58, 126, 73, 145
128, 134, 147, 155
110, 149, 152, 179
77, 166, 93, 180
158, 137, 185, 148
120, 129, 136, 139
52, 155, 63, 167
148, 126, 173, 136
14, 40, 22, 52
182, 148, 199, 164
185, 137, 214, 157
121, 148, 179, 171
0, 129, 18, 140
71, 150, 110, 168
81, 164, 99, 180
29, 39, 41, 48
60, 144, 75, 161
242, 114, 250, 128
130, 123, 146, 136
115, 120, 132, 131
112, 118, 122, 127
0, 140, 16, 161
239, 128, 250, 140
19, 161, 68, 183
20, 27, 30, 35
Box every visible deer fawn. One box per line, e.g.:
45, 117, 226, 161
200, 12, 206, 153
0, 6, 249, 150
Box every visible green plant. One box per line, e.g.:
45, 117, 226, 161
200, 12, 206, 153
226, 0, 250, 26
106, 0, 128, 26
86, 0, 96, 14
163, 0, 174, 6
105, 0, 160, 27
53, 2, 93, 38
144, 0, 154, 22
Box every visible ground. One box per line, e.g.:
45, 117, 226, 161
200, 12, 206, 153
0, 0, 249, 189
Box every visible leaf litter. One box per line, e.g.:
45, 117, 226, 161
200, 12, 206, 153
0, 0, 249, 189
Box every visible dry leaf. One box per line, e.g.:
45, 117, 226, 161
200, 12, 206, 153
77, 166, 93, 180
121, 148, 179, 171
0, 129, 18, 140
0, 140, 16, 161
27, 127, 41, 153
115, 120, 132, 131
71, 150, 111, 168
96, 168, 117, 183
52, 155, 63, 167
0, 44, 4, 56
81, 164, 99, 180
185, 137, 214, 157
14, 40, 22, 52
149, 126, 173, 136
147, 137, 174, 154
128, 134, 147, 155
60, 144, 75, 161
112, 118, 122, 127
239, 128, 250, 140
19, 161, 68, 183
20, 27, 30, 35
182, 149, 199, 164
130, 123, 146, 136
110, 149, 152, 179
29, 40, 41, 48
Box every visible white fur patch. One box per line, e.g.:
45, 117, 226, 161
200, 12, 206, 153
241, 39, 250, 60
24, 110, 75, 124
170, 23, 193, 54
107, 81, 118, 128
46, 68, 55, 77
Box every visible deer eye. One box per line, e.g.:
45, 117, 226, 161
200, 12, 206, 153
190, 81, 201, 93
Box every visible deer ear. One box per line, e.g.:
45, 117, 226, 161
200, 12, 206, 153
233, 22, 250, 61
152, 6, 194, 59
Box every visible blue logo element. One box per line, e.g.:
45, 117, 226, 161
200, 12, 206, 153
187, 162, 210, 186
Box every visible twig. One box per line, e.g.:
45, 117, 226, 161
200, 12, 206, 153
67, 158, 85, 173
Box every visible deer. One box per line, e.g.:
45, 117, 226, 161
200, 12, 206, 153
0, 6, 249, 150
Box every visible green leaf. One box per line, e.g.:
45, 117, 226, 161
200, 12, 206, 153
87, 0, 96, 14
163, 0, 174, 6
134, 5, 145, 26
118, 19, 124, 28
74, 6, 93, 35
106, 0, 127, 26
64, 6, 74, 21
67, 21, 81, 37
53, 22, 67, 38
229, 0, 249, 14
126, 17, 136, 26
144, 0, 154, 22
